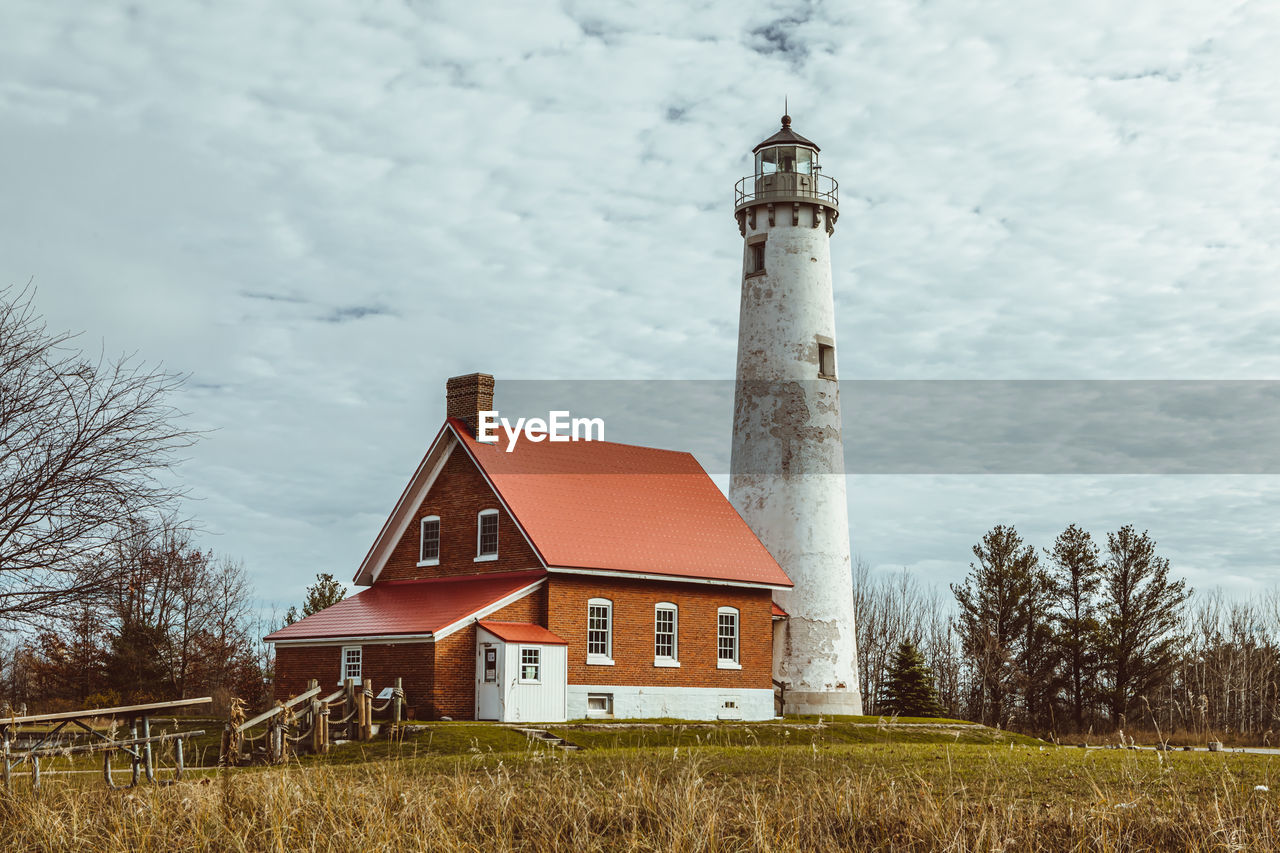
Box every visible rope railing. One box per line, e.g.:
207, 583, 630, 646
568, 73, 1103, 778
219, 677, 407, 765
372, 687, 405, 714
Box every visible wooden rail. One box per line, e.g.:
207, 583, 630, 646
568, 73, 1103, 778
1, 696, 212, 726
235, 686, 321, 734
220, 677, 407, 765
26, 729, 205, 757
1, 697, 212, 791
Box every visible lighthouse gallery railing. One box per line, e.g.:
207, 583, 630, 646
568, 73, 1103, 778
734, 173, 838, 208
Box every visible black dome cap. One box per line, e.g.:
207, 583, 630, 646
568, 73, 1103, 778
752, 114, 819, 154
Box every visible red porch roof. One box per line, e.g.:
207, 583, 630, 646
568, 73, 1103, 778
476, 620, 568, 645
265, 570, 545, 642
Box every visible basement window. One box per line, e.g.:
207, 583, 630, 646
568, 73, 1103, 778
419, 516, 440, 566
587, 693, 614, 718
476, 509, 499, 561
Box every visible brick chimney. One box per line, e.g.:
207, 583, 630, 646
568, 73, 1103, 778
446, 373, 495, 438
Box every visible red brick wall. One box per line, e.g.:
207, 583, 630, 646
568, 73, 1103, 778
274, 584, 550, 721
432, 629, 475, 719
546, 576, 773, 690
427, 582, 548, 719
378, 448, 541, 582
273, 642, 435, 720
273, 578, 771, 719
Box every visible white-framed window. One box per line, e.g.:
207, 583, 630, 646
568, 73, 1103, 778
419, 515, 440, 565
519, 647, 541, 683
475, 509, 499, 561
340, 646, 362, 685
587, 598, 613, 664
717, 607, 741, 669
654, 602, 679, 666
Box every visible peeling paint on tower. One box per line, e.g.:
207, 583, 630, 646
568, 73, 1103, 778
729, 114, 863, 716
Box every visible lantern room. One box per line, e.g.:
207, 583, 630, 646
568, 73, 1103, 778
753, 115, 820, 177
735, 113, 838, 230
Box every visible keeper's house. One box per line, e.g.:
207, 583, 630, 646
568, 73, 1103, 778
266, 374, 792, 723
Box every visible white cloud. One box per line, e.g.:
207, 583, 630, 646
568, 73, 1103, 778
2, 0, 1278, 606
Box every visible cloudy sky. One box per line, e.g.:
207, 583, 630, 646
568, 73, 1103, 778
3, 0, 1279, 609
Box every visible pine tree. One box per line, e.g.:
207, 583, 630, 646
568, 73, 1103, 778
284, 572, 347, 626
1096, 526, 1189, 728
880, 640, 945, 718
1045, 524, 1102, 732
951, 525, 1039, 726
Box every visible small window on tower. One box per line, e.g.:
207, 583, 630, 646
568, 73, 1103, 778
818, 343, 836, 379
747, 239, 766, 276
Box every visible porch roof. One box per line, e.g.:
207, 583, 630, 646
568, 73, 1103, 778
477, 620, 568, 645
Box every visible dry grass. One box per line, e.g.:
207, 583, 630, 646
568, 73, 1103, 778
4, 741, 1280, 851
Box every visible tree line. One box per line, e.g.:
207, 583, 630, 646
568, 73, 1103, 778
0, 286, 352, 714
857, 523, 1280, 740
0, 286, 1272, 733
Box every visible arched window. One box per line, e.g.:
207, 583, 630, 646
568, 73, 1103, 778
419, 516, 440, 565
587, 598, 613, 664
476, 509, 499, 560
717, 607, 740, 668
654, 602, 679, 666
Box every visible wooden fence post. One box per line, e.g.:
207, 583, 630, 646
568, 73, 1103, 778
320, 704, 330, 754
393, 677, 403, 729
344, 677, 354, 732
311, 699, 322, 754
356, 680, 367, 741
363, 679, 374, 741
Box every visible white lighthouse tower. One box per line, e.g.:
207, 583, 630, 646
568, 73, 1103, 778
729, 113, 862, 716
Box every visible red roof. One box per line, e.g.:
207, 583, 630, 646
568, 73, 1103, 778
476, 620, 568, 645
451, 420, 792, 588
771, 601, 788, 618
265, 570, 545, 641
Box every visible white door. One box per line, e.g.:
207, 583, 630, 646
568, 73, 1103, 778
476, 642, 502, 720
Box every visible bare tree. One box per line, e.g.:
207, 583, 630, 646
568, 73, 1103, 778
854, 559, 960, 717
0, 285, 196, 626
99, 517, 255, 701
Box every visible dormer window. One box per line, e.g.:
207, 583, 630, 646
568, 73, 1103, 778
476, 509, 499, 561
419, 516, 440, 566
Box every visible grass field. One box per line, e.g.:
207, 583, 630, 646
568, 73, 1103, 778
5, 719, 1280, 851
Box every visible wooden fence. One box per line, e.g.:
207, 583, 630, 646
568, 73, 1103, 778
221, 677, 405, 765
1, 697, 211, 790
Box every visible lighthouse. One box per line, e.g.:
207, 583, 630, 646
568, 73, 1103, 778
729, 114, 862, 716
